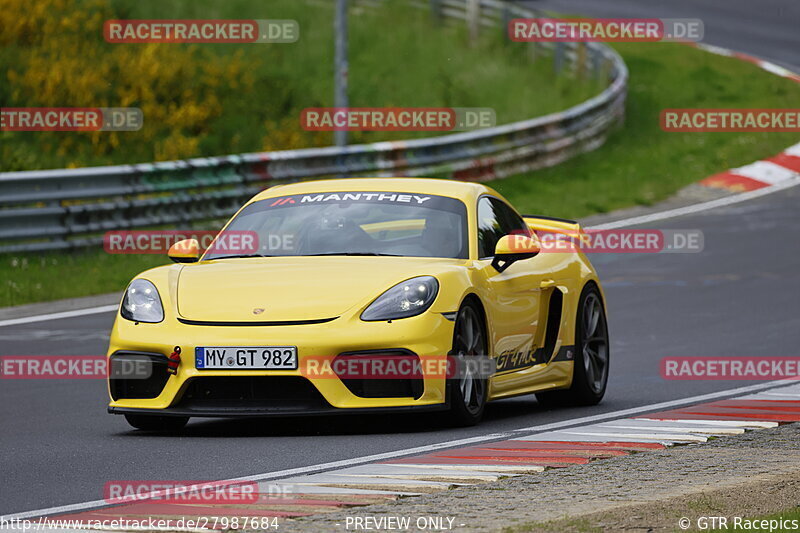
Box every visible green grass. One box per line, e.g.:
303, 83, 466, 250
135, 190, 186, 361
1, 252, 168, 305
0, 0, 595, 170
491, 42, 799, 217
2, 9, 799, 307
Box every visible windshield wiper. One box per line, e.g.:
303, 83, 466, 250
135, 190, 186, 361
306, 252, 401, 257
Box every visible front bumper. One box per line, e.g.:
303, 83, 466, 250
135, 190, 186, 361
107, 310, 456, 417
108, 403, 449, 418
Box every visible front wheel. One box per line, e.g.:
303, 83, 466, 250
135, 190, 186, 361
537, 284, 609, 407
124, 414, 189, 431
446, 302, 489, 426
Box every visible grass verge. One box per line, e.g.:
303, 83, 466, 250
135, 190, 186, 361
492, 42, 799, 217
0, 0, 594, 170
2, 31, 799, 306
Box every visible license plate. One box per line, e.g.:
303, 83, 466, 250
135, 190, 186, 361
195, 346, 298, 370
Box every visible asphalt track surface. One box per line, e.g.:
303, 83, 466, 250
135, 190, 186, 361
1, 0, 799, 518
524, 0, 799, 70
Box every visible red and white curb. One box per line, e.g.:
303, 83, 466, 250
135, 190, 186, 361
6, 382, 798, 531
687, 42, 800, 194
2, 42, 800, 533
699, 142, 800, 193
690, 43, 800, 84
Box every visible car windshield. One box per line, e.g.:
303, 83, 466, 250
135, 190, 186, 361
204, 191, 468, 260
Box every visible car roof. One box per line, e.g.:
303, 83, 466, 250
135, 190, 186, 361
250, 177, 501, 204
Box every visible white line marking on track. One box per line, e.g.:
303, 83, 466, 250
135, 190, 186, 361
637, 418, 778, 428
2, 379, 794, 522
751, 392, 800, 398
598, 424, 744, 436
558, 430, 708, 443
2, 146, 799, 520
2, 174, 798, 329
590, 176, 800, 230
385, 463, 546, 473
516, 431, 675, 444
0, 305, 118, 327
511, 380, 794, 433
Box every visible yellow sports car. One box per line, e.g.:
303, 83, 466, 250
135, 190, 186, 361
107, 178, 609, 429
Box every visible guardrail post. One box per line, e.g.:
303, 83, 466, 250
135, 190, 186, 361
576, 42, 587, 79
602, 56, 613, 83
429, 0, 443, 25
527, 41, 537, 62
591, 44, 601, 79
334, 0, 349, 149
50, 197, 68, 249
554, 41, 565, 75
0, 0, 627, 254
501, 2, 511, 44
467, 0, 480, 43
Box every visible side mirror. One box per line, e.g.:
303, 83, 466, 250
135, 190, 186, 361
491, 234, 540, 273
168, 238, 200, 263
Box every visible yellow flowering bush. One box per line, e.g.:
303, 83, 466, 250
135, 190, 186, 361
1, 0, 591, 171
1, 0, 251, 168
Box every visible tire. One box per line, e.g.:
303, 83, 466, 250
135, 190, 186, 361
537, 283, 609, 407
124, 414, 189, 431
446, 301, 489, 426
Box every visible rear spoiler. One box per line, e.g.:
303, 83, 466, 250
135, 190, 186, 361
522, 214, 583, 236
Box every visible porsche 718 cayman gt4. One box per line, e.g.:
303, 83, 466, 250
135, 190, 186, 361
107, 178, 609, 429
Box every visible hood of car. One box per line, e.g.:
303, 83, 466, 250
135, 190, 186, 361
175, 256, 458, 322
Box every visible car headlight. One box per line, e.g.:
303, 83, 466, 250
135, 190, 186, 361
120, 279, 164, 323
361, 276, 439, 321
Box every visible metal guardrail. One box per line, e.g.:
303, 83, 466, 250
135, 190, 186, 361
0, 0, 628, 253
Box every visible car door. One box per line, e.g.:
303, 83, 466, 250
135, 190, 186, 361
474, 197, 544, 378
474, 197, 575, 395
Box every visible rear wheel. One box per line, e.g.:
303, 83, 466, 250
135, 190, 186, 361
447, 302, 488, 426
537, 284, 609, 407
124, 414, 189, 431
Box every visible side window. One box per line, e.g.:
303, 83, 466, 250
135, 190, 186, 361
477, 197, 529, 258
477, 198, 502, 259
491, 197, 528, 238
